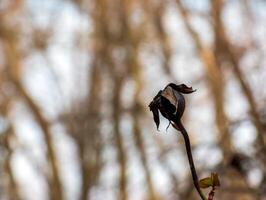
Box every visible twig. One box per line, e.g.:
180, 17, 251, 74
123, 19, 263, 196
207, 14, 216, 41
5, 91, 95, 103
173, 121, 207, 200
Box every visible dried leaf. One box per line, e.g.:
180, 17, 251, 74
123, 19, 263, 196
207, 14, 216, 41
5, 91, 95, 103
149, 91, 163, 130
149, 102, 160, 130
168, 83, 196, 94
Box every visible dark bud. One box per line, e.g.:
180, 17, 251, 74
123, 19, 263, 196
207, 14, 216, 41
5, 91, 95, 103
149, 83, 196, 130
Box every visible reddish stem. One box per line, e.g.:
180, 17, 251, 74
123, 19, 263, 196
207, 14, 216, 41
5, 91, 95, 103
208, 187, 216, 200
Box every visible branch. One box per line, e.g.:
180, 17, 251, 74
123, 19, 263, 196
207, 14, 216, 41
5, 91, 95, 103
2, 31, 63, 200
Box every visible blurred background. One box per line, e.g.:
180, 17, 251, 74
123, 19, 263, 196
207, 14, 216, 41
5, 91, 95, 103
0, 0, 266, 200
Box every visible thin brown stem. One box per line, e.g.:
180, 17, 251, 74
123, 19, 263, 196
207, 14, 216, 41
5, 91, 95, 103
173, 121, 207, 200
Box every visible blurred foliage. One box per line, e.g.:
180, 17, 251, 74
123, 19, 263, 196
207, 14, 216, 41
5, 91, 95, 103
0, 0, 266, 200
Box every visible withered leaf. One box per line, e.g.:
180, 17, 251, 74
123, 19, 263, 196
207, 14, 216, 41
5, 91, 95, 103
149, 91, 162, 130
149, 101, 160, 130
168, 83, 196, 94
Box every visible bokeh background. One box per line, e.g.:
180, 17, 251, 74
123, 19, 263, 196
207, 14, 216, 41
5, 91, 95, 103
0, 0, 266, 200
